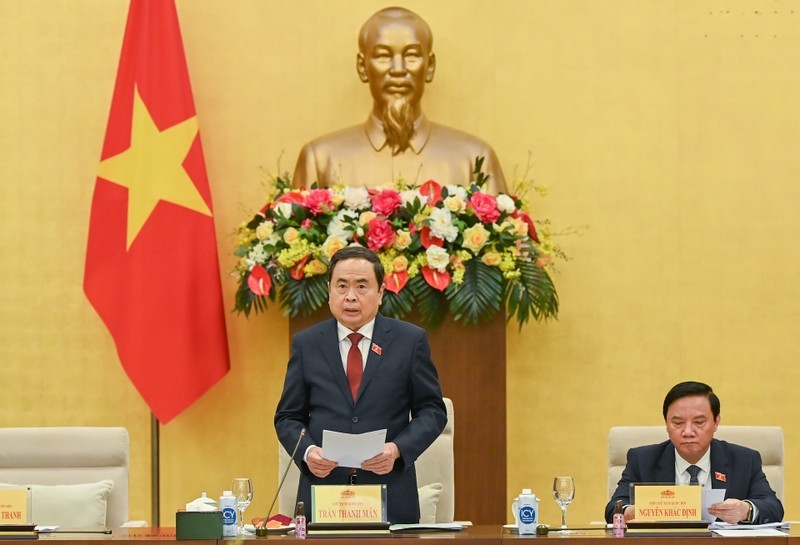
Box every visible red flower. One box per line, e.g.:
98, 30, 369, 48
247, 265, 272, 296
366, 217, 396, 251
468, 192, 501, 223
301, 218, 313, 230
304, 189, 333, 215
370, 188, 402, 217
384, 270, 409, 294
275, 192, 305, 205
513, 210, 540, 243
419, 226, 444, 248
421, 266, 450, 291
290, 254, 311, 280
419, 179, 444, 206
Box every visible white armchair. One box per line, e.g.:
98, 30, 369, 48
0, 427, 144, 528
278, 397, 455, 522
607, 426, 784, 501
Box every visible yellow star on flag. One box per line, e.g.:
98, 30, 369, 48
97, 86, 211, 249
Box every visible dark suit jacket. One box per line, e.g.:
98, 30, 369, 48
274, 314, 447, 523
604, 439, 783, 524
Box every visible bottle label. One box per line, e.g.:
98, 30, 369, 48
222, 507, 236, 525
519, 505, 536, 524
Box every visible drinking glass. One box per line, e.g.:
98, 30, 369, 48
232, 477, 253, 535
552, 476, 575, 529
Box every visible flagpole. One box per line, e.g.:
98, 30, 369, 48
151, 413, 160, 527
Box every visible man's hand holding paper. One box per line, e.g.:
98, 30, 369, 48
322, 429, 387, 469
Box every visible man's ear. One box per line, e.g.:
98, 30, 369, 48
357, 53, 369, 82
425, 52, 436, 83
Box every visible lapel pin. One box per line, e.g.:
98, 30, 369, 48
714, 471, 727, 482
371, 343, 382, 355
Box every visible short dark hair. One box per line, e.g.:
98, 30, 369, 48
662, 381, 720, 420
328, 246, 384, 286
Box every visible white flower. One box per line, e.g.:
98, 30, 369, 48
327, 210, 358, 239
343, 187, 371, 210
496, 194, 516, 214
444, 185, 467, 201
427, 208, 459, 242
246, 242, 269, 267
273, 202, 293, 218
426, 245, 450, 272
400, 189, 425, 207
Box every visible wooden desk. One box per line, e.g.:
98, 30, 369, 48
24, 526, 799, 545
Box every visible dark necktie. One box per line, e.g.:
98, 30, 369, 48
687, 465, 701, 485
346, 333, 364, 401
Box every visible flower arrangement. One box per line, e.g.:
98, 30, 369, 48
233, 159, 558, 329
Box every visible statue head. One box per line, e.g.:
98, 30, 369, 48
356, 7, 436, 154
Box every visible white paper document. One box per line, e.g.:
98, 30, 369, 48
701, 488, 726, 522
322, 428, 387, 468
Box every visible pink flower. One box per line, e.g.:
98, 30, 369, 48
468, 192, 501, 223
304, 189, 333, 215
370, 189, 402, 217
366, 217, 396, 251
301, 218, 313, 230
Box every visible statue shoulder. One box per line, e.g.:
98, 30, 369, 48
427, 121, 496, 154
299, 123, 368, 156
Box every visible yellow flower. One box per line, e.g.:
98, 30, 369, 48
392, 255, 409, 272
304, 259, 328, 277
462, 224, 490, 253
283, 227, 300, 244
359, 211, 377, 225
255, 221, 274, 240
331, 193, 345, 207
482, 251, 502, 267
393, 230, 412, 250
443, 196, 465, 213
321, 236, 347, 259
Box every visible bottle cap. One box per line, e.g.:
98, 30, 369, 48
522, 488, 532, 495
223, 490, 233, 496
296, 501, 305, 516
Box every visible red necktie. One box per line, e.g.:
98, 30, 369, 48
346, 333, 364, 401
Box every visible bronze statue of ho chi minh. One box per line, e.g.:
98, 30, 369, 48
292, 7, 507, 194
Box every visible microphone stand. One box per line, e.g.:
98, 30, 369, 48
255, 429, 306, 538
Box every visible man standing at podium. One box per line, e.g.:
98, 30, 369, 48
275, 246, 447, 523
605, 381, 783, 524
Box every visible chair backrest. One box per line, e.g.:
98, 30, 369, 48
0, 427, 130, 528
607, 426, 784, 501
277, 397, 455, 522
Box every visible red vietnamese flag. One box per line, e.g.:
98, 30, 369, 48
84, 0, 230, 423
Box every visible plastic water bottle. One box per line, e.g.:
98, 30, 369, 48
516, 489, 539, 535
219, 490, 238, 537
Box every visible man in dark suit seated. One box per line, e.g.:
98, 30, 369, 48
274, 246, 447, 523
605, 381, 783, 524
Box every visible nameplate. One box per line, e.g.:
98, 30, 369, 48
311, 484, 387, 523
633, 485, 702, 521
0, 487, 31, 524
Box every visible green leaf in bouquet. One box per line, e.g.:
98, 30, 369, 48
410, 275, 448, 329
279, 275, 329, 318
446, 260, 503, 325
504, 258, 559, 327
380, 288, 415, 320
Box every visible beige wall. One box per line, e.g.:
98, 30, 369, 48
1, 0, 798, 526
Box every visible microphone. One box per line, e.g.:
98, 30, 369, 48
255, 428, 306, 538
